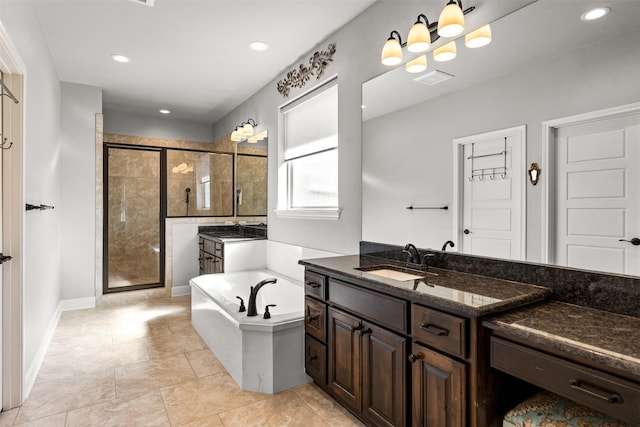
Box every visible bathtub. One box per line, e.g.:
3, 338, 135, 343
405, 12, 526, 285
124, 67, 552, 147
190, 270, 311, 394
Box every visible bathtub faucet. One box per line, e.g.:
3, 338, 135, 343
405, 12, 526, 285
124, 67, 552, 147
247, 278, 278, 317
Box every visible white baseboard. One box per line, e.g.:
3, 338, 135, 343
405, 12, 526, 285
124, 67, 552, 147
24, 296, 96, 399
172, 285, 191, 297
59, 297, 96, 312
24, 303, 62, 399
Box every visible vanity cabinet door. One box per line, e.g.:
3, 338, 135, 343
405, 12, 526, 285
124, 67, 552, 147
362, 321, 407, 427
328, 307, 362, 413
411, 343, 466, 427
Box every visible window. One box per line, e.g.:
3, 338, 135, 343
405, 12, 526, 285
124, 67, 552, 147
277, 78, 339, 219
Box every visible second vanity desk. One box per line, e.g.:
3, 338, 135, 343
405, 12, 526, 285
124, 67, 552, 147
300, 252, 640, 426
300, 254, 551, 427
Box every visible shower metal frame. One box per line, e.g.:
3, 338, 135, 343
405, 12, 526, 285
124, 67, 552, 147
103, 143, 166, 294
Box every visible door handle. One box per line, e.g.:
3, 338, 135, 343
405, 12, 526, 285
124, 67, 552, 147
0, 253, 12, 264
619, 238, 640, 246
463, 229, 472, 235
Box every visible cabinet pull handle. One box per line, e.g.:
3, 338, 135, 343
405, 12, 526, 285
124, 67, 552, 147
358, 327, 372, 336
420, 323, 449, 336
306, 282, 322, 289
408, 353, 422, 363
350, 323, 363, 333
568, 379, 622, 404
308, 355, 318, 362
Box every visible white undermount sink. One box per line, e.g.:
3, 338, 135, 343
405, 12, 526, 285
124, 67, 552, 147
364, 269, 425, 281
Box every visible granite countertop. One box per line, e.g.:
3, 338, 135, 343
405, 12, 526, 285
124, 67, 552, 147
300, 255, 551, 317
483, 301, 640, 378
199, 231, 265, 242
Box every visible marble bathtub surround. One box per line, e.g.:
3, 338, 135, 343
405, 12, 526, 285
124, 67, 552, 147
360, 241, 640, 318
0, 289, 363, 427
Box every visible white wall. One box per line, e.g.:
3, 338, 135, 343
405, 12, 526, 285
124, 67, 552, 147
210, 2, 425, 255
60, 82, 101, 301
104, 108, 215, 142
0, 0, 62, 389
362, 27, 640, 262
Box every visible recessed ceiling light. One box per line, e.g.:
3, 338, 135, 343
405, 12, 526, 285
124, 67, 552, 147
248, 41, 269, 51
581, 7, 610, 21
111, 54, 132, 63
159, 109, 171, 114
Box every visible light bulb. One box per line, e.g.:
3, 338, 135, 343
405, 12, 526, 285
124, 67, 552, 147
433, 41, 457, 62
438, 1, 464, 38
381, 37, 402, 66
407, 21, 431, 53
465, 25, 492, 48
406, 55, 427, 73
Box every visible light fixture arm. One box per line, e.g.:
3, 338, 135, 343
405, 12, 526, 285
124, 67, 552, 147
387, 30, 405, 48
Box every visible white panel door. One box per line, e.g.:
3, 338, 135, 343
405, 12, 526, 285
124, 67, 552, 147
461, 133, 524, 260
555, 113, 640, 275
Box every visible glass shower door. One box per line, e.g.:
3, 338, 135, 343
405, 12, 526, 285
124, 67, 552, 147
105, 146, 163, 292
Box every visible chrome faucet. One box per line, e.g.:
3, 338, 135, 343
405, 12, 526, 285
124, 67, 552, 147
247, 278, 277, 317
402, 243, 422, 265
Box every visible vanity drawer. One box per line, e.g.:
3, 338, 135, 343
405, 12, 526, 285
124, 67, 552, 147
305, 271, 327, 300
329, 279, 408, 333
305, 297, 327, 342
412, 304, 467, 358
202, 239, 222, 256
491, 337, 640, 423
305, 334, 327, 385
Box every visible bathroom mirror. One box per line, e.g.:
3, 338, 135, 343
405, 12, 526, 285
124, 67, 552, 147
362, 0, 640, 275
166, 149, 234, 217
236, 137, 268, 217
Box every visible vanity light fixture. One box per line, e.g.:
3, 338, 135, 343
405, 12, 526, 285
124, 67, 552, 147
433, 41, 457, 62
247, 129, 268, 143
380, 2, 491, 74
406, 55, 428, 73
528, 162, 541, 185
465, 24, 492, 48
438, 0, 465, 38
230, 118, 258, 143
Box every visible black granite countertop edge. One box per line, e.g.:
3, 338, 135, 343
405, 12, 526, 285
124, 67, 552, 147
299, 256, 551, 317
198, 232, 266, 242
483, 303, 640, 378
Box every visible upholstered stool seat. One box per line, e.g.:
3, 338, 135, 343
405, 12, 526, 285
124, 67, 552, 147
503, 391, 627, 427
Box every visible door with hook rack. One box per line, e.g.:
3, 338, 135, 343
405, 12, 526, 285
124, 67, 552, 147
455, 127, 526, 262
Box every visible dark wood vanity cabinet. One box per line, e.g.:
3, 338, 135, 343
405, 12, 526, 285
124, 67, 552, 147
304, 269, 471, 427
198, 236, 223, 274
410, 342, 466, 427
328, 306, 408, 427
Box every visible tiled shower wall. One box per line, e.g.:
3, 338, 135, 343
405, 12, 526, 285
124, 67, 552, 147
237, 155, 267, 216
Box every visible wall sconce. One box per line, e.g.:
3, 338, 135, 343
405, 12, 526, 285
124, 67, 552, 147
230, 118, 258, 142
528, 162, 541, 185
381, 1, 493, 74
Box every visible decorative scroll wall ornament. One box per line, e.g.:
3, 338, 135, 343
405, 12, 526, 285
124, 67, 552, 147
277, 43, 336, 97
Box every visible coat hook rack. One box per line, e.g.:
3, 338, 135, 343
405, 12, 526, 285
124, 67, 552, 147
0, 77, 19, 104
25, 203, 55, 211
1, 137, 13, 150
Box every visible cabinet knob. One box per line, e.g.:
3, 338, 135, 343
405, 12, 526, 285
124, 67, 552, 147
358, 327, 372, 336
408, 353, 422, 363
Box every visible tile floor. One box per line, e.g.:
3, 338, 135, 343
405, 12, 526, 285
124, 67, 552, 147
0, 289, 364, 427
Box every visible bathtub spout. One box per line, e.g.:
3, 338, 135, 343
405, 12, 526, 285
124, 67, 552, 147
247, 278, 278, 317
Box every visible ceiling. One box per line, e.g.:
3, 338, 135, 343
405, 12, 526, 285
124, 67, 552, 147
363, 0, 640, 121
31, 0, 376, 124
